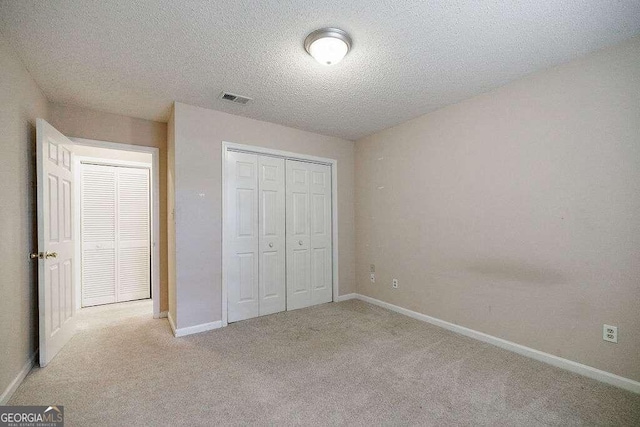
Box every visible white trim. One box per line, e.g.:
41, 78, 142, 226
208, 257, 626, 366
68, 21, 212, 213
173, 321, 222, 337
0, 351, 37, 405
70, 138, 161, 319
221, 141, 340, 327
167, 313, 222, 337
334, 293, 357, 302
224, 142, 335, 165
331, 159, 339, 307
355, 294, 640, 394
77, 157, 152, 169
167, 312, 177, 335
155, 311, 168, 319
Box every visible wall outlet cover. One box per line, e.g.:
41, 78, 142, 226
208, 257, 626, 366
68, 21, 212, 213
603, 324, 618, 343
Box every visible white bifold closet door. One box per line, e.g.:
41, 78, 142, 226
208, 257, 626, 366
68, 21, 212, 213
285, 160, 332, 310
226, 152, 286, 322
81, 164, 150, 307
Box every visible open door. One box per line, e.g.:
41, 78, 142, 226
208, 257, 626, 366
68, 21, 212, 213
34, 118, 76, 367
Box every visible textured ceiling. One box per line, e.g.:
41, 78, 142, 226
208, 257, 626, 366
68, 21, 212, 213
1, 1, 639, 140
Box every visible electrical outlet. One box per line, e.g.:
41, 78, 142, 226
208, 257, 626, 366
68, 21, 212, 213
392, 278, 398, 289
370, 273, 376, 284
370, 264, 375, 273
603, 324, 618, 343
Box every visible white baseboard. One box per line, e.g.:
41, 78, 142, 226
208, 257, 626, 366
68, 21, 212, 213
334, 293, 357, 302
355, 294, 640, 394
154, 311, 168, 319
167, 312, 177, 335
0, 351, 37, 405
167, 312, 222, 337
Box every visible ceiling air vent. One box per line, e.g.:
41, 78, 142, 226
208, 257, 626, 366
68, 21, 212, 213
220, 91, 252, 105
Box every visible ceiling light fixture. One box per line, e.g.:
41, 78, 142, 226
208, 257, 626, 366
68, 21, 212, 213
304, 28, 352, 66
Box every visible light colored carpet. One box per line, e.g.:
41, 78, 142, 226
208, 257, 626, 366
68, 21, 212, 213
75, 299, 154, 331
9, 299, 640, 426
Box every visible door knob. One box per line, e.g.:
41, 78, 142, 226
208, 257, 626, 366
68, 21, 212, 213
269, 242, 274, 248
299, 240, 303, 245
29, 251, 57, 260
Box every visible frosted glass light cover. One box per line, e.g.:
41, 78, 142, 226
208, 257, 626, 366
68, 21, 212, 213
309, 37, 349, 66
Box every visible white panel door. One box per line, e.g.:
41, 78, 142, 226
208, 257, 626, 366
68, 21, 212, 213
258, 156, 286, 316
81, 164, 150, 307
286, 160, 311, 310
286, 160, 332, 310
308, 162, 332, 306
226, 151, 260, 322
117, 167, 151, 302
36, 118, 77, 367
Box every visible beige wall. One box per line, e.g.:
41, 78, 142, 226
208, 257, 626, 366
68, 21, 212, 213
172, 102, 355, 328
0, 34, 50, 401
355, 37, 640, 381
73, 144, 153, 164
49, 104, 169, 312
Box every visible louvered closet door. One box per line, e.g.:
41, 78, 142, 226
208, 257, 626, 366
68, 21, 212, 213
81, 164, 117, 306
81, 164, 150, 307
117, 168, 151, 302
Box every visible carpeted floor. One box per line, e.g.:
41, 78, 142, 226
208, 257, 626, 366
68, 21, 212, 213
9, 299, 640, 426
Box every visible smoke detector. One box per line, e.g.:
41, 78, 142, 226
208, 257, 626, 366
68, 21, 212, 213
220, 91, 252, 105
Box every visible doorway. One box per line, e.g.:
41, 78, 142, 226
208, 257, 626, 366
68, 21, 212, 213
79, 161, 150, 307
71, 139, 161, 318
34, 120, 161, 367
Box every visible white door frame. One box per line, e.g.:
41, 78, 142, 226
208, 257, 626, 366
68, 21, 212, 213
222, 141, 339, 327
71, 138, 161, 319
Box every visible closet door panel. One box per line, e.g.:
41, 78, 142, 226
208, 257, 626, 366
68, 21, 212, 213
117, 168, 151, 302
308, 163, 332, 306
81, 164, 117, 307
226, 151, 259, 322
286, 160, 333, 310
286, 160, 311, 310
258, 156, 286, 316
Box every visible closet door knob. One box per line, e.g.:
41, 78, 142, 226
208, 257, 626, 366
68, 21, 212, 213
269, 242, 273, 248
298, 240, 303, 246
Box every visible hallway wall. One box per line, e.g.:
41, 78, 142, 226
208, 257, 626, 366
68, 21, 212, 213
49, 103, 169, 312
0, 33, 50, 402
